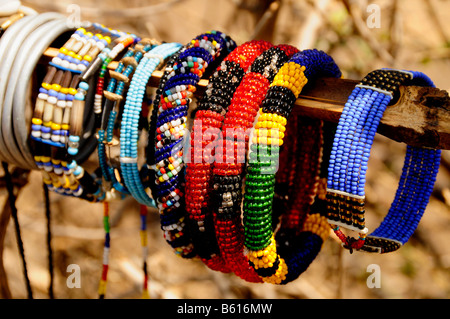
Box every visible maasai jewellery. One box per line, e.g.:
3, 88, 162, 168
0, 12, 64, 168
152, 31, 236, 259
120, 41, 183, 207
7, 17, 71, 170
185, 40, 274, 277
205, 44, 299, 281
98, 38, 158, 196
243, 49, 342, 284
326, 69, 442, 253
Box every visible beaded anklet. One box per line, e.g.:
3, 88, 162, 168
120, 41, 183, 207
98, 38, 159, 196
326, 69, 442, 253
200, 44, 299, 281
152, 31, 236, 259
185, 40, 273, 277
243, 49, 341, 284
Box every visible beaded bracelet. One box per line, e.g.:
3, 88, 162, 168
243, 49, 342, 284
98, 38, 159, 196
195, 44, 298, 281
146, 49, 197, 258
120, 41, 183, 207
31, 25, 123, 200
325, 69, 442, 253
184, 40, 274, 277
152, 31, 236, 259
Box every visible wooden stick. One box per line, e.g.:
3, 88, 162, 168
41, 48, 450, 150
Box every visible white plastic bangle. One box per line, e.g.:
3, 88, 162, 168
8, 18, 72, 169
0, 12, 63, 167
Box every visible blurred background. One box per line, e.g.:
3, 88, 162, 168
1, 0, 450, 299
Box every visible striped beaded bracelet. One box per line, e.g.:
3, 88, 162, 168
120, 41, 183, 207
151, 31, 236, 259
243, 49, 342, 284
185, 40, 274, 277
325, 69, 442, 253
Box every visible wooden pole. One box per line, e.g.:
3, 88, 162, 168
41, 48, 450, 150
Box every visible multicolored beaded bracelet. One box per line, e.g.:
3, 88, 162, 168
120, 41, 183, 207
98, 38, 159, 196
326, 69, 442, 253
201, 44, 299, 281
146, 49, 195, 257
31, 25, 123, 201
243, 49, 342, 284
185, 40, 274, 277
152, 31, 236, 259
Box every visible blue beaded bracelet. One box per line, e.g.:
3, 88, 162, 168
98, 39, 158, 197
326, 69, 442, 253
120, 42, 183, 207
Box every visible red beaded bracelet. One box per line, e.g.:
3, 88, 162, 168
208, 44, 299, 282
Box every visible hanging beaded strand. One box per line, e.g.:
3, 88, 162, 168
98, 201, 110, 299
185, 40, 274, 277
326, 69, 442, 253
152, 31, 236, 260
243, 49, 341, 284
139, 204, 150, 299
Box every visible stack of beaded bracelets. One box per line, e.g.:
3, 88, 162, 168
152, 31, 236, 259
243, 49, 342, 284
325, 69, 442, 253
204, 44, 299, 281
120, 41, 183, 207
185, 40, 274, 277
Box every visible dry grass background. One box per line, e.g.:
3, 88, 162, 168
1, 0, 450, 299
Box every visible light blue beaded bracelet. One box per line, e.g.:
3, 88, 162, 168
120, 42, 183, 207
